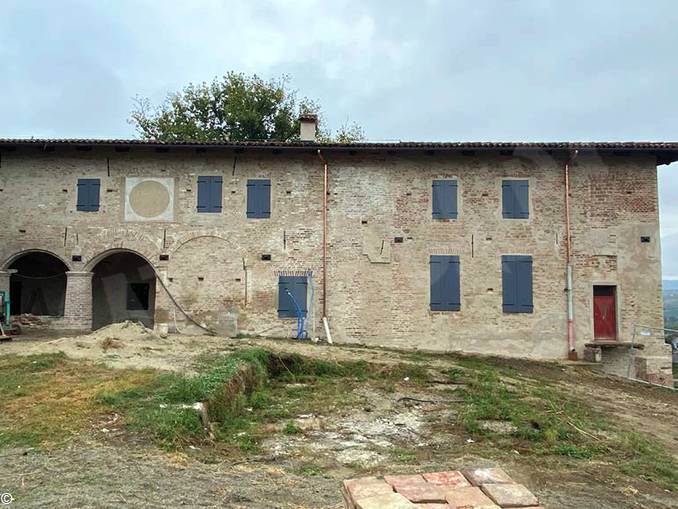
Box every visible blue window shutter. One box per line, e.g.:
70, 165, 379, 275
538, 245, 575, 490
432, 180, 458, 219
197, 176, 210, 212
197, 176, 222, 213
278, 275, 307, 318
503, 180, 529, 219
430, 255, 460, 311
246, 180, 257, 217
516, 256, 533, 312
502, 181, 514, 218
278, 277, 291, 317
260, 180, 271, 217
516, 180, 529, 218
503, 255, 533, 313
76, 180, 89, 211
247, 179, 271, 218
211, 176, 222, 212
502, 256, 517, 311
293, 277, 308, 314
430, 257, 443, 309
448, 181, 458, 218
432, 181, 443, 219
77, 178, 100, 212
89, 179, 100, 211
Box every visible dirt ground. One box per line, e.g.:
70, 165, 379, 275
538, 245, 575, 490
1, 326, 677, 508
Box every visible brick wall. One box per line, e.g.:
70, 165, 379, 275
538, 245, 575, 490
0, 146, 670, 381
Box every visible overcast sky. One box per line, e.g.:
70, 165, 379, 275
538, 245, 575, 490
2, 0, 678, 275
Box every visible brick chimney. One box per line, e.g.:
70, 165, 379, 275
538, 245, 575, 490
299, 113, 318, 142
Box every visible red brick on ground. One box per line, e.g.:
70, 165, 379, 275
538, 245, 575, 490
384, 474, 428, 489
344, 478, 394, 500
423, 471, 471, 488
394, 484, 448, 503
355, 492, 417, 509
481, 483, 539, 507
444, 486, 499, 509
342, 469, 540, 509
462, 468, 514, 486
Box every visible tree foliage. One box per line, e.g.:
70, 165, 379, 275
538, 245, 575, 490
130, 72, 364, 143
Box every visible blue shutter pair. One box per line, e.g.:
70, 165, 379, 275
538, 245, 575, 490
247, 179, 271, 218
432, 180, 458, 219
502, 255, 533, 313
502, 180, 529, 219
278, 276, 308, 318
430, 255, 460, 311
76, 178, 100, 212
197, 176, 223, 213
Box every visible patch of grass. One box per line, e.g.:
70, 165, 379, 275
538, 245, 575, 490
537, 443, 605, 459
0, 430, 42, 448
213, 415, 261, 453
129, 407, 204, 449
448, 361, 678, 491
160, 348, 271, 404
617, 432, 678, 491
458, 366, 588, 444
440, 366, 465, 382
283, 421, 303, 435
403, 351, 433, 363
0, 354, 162, 449
95, 348, 273, 449
269, 353, 371, 381
289, 462, 325, 476
390, 446, 417, 464
97, 350, 385, 451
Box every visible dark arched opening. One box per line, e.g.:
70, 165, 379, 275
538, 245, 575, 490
8, 252, 68, 316
91, 251, 156, 329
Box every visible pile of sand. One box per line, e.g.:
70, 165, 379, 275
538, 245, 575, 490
6, 320, 229, 371
86, 320, 160, 343
11, 321, 175, 369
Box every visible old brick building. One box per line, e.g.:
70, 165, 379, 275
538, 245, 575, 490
0, 122, 674, 384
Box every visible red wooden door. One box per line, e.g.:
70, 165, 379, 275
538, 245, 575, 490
593, 286, 617, 340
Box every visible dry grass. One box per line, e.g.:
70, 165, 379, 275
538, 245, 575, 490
0, 353, 160, 448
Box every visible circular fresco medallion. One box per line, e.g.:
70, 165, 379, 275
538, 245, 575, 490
129, 180, 170, 218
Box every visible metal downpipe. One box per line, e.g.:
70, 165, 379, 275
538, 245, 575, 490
565, 150, 579, 360
317, 150, 330, 331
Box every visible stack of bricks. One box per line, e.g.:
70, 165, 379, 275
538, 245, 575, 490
342, 468, 544, 509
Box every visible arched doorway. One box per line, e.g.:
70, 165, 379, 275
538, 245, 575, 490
8, 252, 68, 317
91, 251, 156, 329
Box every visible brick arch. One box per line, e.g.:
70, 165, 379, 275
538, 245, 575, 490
82, 233, 161, 272
168, 233, 245, 259
166, 234, 247, 334
85, 248, 159, 330
84, 247, 158, 273
1, 249, 72, 271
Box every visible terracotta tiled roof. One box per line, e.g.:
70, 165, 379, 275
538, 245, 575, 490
1, 138, 677, 163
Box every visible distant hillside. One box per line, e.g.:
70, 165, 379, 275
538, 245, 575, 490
663, 280, 678, 326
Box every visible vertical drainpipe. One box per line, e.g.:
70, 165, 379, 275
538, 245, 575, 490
317, 150, 329, 320
565, 150, 579, 360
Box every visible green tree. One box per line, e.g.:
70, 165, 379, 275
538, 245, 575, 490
130, 72, 364, 143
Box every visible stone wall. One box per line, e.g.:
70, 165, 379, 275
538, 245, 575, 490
0, 146, 671, 382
